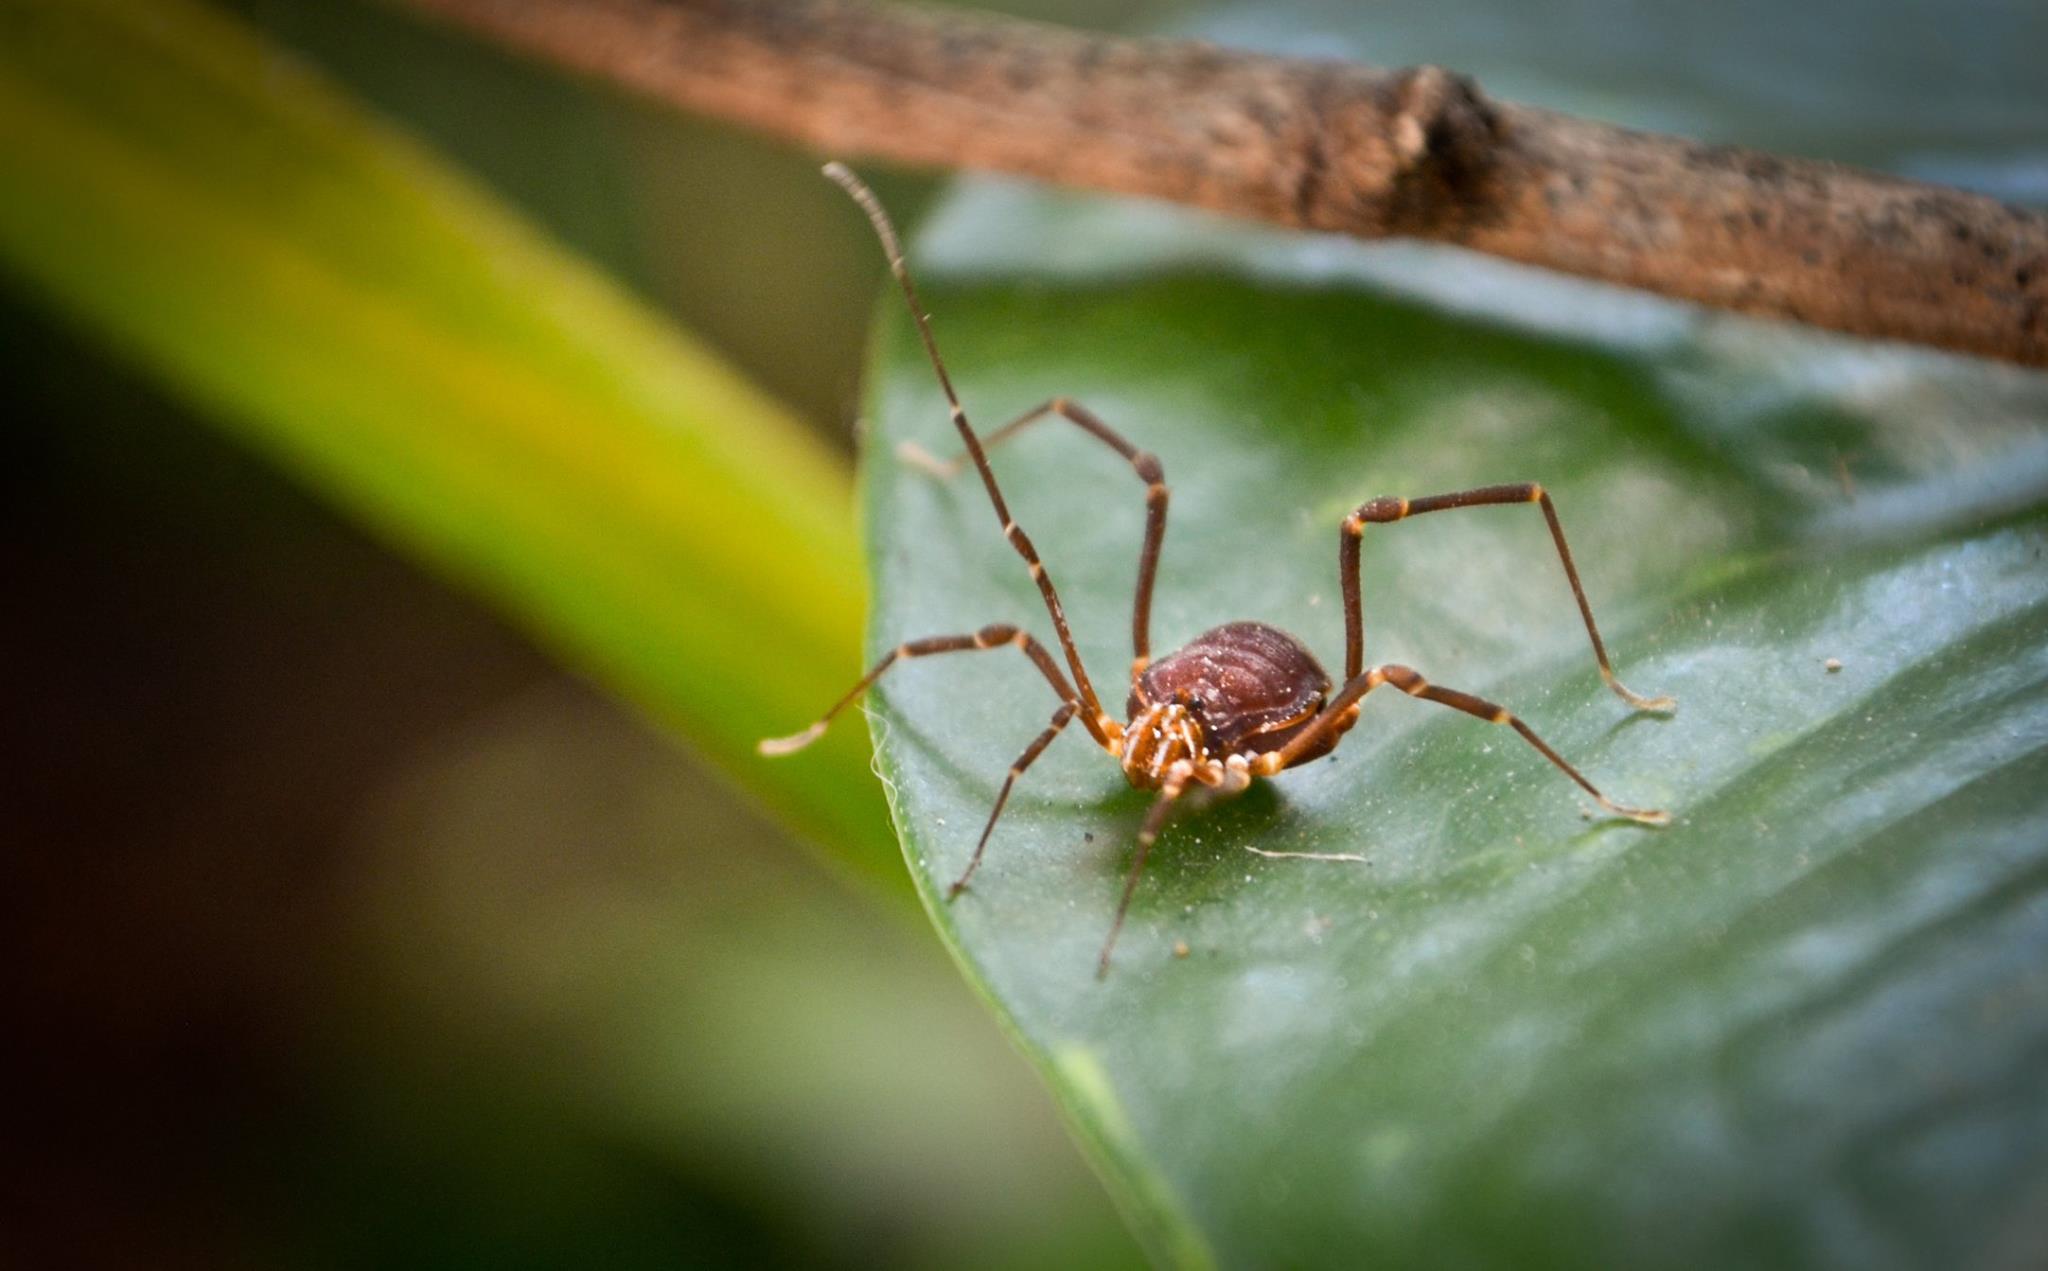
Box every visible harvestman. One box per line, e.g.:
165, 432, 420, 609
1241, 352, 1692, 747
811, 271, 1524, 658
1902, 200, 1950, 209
764, 164, 1674, 977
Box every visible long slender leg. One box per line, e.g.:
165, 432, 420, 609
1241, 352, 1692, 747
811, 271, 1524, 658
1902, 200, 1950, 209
947, 701, 1080, 898
1256, 664, 1667, 823
1097, 764, 1191, 979
1256, 666, 1386, 774
902, 396, 1169, 676
826, 163, 1116, 745
1340, 483, 1674, 711
1381, 664, 1668, 822
758, 624, 1076, 756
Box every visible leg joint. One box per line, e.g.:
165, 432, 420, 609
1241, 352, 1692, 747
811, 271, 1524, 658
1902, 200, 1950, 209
1345, 497, 1409, 536
1377, 663, 1425, 694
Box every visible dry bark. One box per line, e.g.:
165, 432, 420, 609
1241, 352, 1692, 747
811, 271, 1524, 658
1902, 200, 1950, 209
394, 0, 2048, 367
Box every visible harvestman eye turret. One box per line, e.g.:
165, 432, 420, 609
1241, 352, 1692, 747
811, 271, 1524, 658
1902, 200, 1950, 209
763, 163, 1675, 978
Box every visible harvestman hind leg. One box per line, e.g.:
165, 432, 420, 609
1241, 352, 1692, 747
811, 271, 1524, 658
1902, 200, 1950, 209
1254, 663, 1668, 823
901, 396, 1170, 676
1341, 483, 1674, 711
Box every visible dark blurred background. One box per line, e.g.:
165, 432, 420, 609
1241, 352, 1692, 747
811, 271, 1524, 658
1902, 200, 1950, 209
2, 0, 1170, 1265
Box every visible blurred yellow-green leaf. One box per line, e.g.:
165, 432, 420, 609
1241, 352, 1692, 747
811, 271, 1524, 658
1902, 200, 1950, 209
0, 0, 898, 891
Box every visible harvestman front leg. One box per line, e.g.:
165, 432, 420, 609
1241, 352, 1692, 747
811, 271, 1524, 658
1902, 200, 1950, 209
758, 624, 1076, 756
1253, 663, 1669, 824
761, 626, 1088, 901
1341, 483, 1675, 711
948, 700, 1079, 898
902, 396, 1169, 678
1098, 764, 1194, 978
823, 163, 1119, 747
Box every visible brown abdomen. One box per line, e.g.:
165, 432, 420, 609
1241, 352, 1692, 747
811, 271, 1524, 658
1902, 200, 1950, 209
1133, 622, 1332, 757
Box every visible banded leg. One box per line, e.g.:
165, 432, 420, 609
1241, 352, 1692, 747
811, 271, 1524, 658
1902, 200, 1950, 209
947, 701, 1080, 898
1098, 764, 1192, 979
1340, 483, 1673, 711
1257, 663, 1667, 824
826, 163, 1115, 745
758, 624, 1075, 756
902, 396, 1169, 673
1255, 665, 1385, 775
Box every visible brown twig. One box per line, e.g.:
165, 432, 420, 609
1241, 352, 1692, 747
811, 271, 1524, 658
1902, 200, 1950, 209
393, 0, 2047, 367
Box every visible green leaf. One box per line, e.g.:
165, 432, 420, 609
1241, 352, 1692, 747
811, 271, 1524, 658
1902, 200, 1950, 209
859, 185, 2048, 1265
0, 0, 895, 890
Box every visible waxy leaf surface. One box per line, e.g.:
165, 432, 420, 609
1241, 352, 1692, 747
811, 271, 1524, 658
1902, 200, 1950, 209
860, 185, 2048, 1267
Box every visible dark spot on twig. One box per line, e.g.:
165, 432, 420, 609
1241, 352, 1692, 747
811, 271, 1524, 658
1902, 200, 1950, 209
1367, 64, 1502, 234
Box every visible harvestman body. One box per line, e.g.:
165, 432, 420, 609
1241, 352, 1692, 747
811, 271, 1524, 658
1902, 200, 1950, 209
764, 164, 1674, 977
